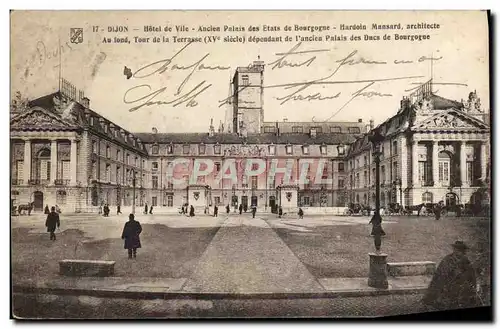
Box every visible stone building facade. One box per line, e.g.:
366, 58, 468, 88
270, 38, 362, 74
345, 81, 490, 209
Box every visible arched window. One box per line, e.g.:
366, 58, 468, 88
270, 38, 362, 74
56, 190, 67, 205
438, 151, 451, 186
355, 194, 360, 203
422, 192, 433, 204
363, 193, 367, 205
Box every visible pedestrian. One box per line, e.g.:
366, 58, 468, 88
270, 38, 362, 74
243, 204, 248, 213
149, 205, 153, 214
278, 206, 283, 218
456, 204, 462, 218
252, 206, 256, 218
44, 204, 50, 214
298, 208, 304, 219
214, 205, 218, 217
121, 213, 142, 259
434, 202, 442, 220
45, 206, 60, 241
98, 204, 102, 214
144, 203, 148, 215
239, 204, 243, 215
226, 204, 230, 214
422, 241, 478, 310
189, 205, 195, 217
104, 204, 109, 217
117, 205, 122, 215
369, 214, 385, 251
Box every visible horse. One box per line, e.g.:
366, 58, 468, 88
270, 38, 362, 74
17, 202, 34, 216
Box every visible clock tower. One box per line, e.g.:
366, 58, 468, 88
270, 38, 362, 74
230, 58, 265, 135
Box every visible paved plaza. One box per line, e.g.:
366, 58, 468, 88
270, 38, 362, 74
11, 212, 491, 317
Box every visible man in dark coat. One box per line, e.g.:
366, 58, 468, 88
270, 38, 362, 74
278, 206, 283, 218
423, 241, 478, 310
239, 204, 243, 215
214, 205, 218, 217
117, 205, 122, 215
298, 208, 304, 219
121, 213, 142, 259
44, 205, 50, 214
149, 205, 153, 214
45, 206, 60, 241
226, 204, 230, 214
251, 206, 257, 218
144, 203, 148, 215
189, 205, 195, 217
434, 202, 442, 220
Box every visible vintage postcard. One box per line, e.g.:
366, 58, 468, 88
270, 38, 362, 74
10, 10, 491, 319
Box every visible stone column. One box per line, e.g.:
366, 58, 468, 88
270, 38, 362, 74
70, 138, 78, 186
480, 142, 487, 180
50, 140, 58, 185
411, 141, 419, 187
460, 141, 467, 186
23, 139, 31, 185
432, 141, 439, 186
368, 253, 388, 289
400, 136, 407, 208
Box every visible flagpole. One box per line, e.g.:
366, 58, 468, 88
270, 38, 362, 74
58, 35, 62, 92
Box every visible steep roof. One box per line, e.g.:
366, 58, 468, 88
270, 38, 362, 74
134, 132, 357, 145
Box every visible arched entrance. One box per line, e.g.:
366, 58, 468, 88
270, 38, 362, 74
445, 192, 458, 208
33, 191, 43, 211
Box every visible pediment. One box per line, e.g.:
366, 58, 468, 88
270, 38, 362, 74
413, 110, 488, 131
10, 107, 78, 131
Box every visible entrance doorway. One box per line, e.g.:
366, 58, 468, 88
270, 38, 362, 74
445, 192, 458, 208
241, 196, 248, 209
269, 196, 276, 213
33, 191, 43, 211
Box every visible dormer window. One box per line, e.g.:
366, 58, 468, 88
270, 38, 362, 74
133, 139, 136, 147
330, 126, 342, 133
152, 144, 159, 155
199, 143, 206, 155
320, 144, 327, 155
310, 128, 317, 138
214, 143, 221, 155
337, 143, 346, 156
90, 117, 94, 126
167, 144, 173, 154
302, 145, 309, 155
286, 144, 293, 155
269, 144, 276, 155
183, 144, 190, 155
104, 124, 108, 133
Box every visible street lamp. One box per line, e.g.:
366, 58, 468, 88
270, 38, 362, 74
367, 127, 388, 289
132, 170, 137, 214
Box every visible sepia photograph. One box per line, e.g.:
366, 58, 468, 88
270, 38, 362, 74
9, 10, 492, 319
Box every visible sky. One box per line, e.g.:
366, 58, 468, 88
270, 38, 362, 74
10, 10, 489, 133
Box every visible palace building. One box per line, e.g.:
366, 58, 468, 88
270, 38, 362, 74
10, 62, 490, 214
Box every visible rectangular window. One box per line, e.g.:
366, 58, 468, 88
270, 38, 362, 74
199, 144, 206, 155
152, 196, 157, 207
355, 173, 360, 188
303, 197, 310, 206
116, 149, 121, 161
105, 164, 111, 182
167, 145, 173, 154
338, 162, 345, 172
269, 178, 275, 189
92, 141, 97, 154
135, 157, 138, 167
214, 144, 221, 155
126, 154, 130, 165
302, 146, 309, 155
251, 176, 258, 189
264, 126, 277, 133
106, 146, 110, 158
418, 161, 429, 184
363, 156, 367, 167
152, 144, 159, 155
183, 145, 190, 154
116, 167, 121, 184
152, 175, 158, 189
393, 161, 398, 181
241, 75, 249, 86
167, 195, 173, 207
269, 145, 276, 155
439, 161, 450, 185
320, 145, 327, 155
286, 145, 293, 155
242, 175, 248, 188
380, 166, 385, 184
348, 127, 361, 134
364, 171, 367, 187
16, 161, 24, 181
152, 162, 158, 171
62, 161, 70, 180
338, 178, 344, 188
393, 141, 398, 155
292, 126, 303, 133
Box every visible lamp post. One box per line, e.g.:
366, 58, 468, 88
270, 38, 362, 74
393, 178, 402, 208
367, 127, 388, 289
132, 170, 136, 214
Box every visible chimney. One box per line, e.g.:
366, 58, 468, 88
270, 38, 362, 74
209, 118, 215, 137
275, 121, 280, 136
358, 118, 363, 123
81, 97, 90, 108
152, 127, 158, 134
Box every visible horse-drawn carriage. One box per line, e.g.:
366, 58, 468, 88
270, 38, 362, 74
385, 203, 404, 216
345, 203, 372, 216
15, 202, 34, 216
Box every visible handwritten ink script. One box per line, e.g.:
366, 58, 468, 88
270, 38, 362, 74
124, 41, 230, 112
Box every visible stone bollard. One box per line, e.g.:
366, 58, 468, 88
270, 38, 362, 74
368, 253, 389, 289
